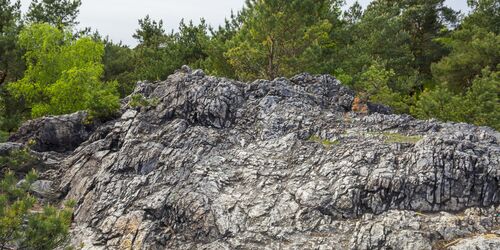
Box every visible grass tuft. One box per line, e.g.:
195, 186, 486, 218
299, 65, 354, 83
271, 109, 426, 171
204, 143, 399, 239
382, 132, 423, 144
308, 135, 340, 148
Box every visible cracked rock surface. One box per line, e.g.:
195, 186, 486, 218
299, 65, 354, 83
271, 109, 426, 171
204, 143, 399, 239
7, 68, 500, 249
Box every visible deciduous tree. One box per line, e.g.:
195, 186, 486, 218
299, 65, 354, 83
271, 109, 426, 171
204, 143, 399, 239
8, 24, 119, 119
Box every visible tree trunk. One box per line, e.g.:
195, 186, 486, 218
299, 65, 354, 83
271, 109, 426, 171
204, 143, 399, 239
267, 37, 275, 80
0, 70, 6, 86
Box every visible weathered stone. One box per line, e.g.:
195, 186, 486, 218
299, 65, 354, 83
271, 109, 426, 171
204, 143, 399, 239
0, 142, 24, 156
13, 69, 500, 249
30, 180, 60, 200
449, 234, 500, 250
9, 111, 94, 153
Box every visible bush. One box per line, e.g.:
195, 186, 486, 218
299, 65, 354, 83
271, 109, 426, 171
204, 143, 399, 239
7, 23, 120, 120
129, 94, 159, 108
412, 68, 499, 130
0, 148, 38, 172
0, 170, 74, 249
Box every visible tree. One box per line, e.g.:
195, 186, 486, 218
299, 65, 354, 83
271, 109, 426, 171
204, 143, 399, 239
0, 0, 22, 85
133, 15, 166, 48
0, 170, 74, 249
410, 85, 460, 122
399, 0, 458, 80
343, 1, 363, 25
99, 37, 137, 97
432, 28, 499, 92
0, 0, 26, 131
337, 0, 458, 91
7, 23, 119, 119
431, 0, 499, 92
132, 15, 176, 81
335, 0, 416, 89
412, 69, 499, 130
26, 0, 81, 28
133, 16, 212, 81
461, 68, 499, 129
465, 0, 500, 34
355, 61, 410, 113
199, 12, 241, 78
176, 19, 210, 68
225, 0, 334, 80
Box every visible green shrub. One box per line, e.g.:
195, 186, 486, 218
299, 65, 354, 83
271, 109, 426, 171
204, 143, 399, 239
0, 148, 38, 172
129, 94, 160, 108
0, 131, 9, 143
0, 170, 74, 249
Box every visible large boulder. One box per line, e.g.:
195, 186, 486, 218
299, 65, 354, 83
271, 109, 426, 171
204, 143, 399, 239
21, 68, 500, 249
9, 111, 94, 153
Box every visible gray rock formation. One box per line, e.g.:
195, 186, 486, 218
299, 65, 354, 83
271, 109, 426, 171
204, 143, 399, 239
7, 67, 500, 249
9, 111, 94, 153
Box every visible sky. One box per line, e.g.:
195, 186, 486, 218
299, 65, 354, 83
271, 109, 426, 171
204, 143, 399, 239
19, 0, 470, 47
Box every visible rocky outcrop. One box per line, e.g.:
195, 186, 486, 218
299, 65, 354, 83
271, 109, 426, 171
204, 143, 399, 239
7, 67, 500, 249
9, 111, 94, 153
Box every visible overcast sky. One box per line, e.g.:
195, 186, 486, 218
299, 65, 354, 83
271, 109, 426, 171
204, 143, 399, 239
19, 0, 470, 47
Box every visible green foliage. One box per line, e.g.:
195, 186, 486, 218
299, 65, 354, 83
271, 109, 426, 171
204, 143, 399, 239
19, 201, 74, 249
412, 69, 499, 130
461, 69, 500, 129
132, 15, 179, 81
132, 17, 212, 81
225, 0, 334, 80
7, 23, 119, 119
26, 0, 81, 28
0, 88, 27, 132
0, 0, 23, 85
133, 15, 166, 48
0, 131, 8, 142
86, 80, 120, 120
335, 0, 458, 94
0, 0, 498, 132
465, 0, 500, 34
101, 39, 137, 97
198, 15, 240, 78
128, 94, 159, 108
332, 0, 497, 129
111, 0, 500, 130
411, 0, 499, 129
356, 61, 410, 113
0, 1, 25, 132
431, 0, 499, 92
0, 148, 38, 172
0, 170, 73, 249
176, 19, 210, 68
411, 85, 460, 122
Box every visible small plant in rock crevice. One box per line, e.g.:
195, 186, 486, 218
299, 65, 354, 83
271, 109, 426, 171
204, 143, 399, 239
129, 94, 160, 108
308, 135, 340, 148
382, 132, 423, 144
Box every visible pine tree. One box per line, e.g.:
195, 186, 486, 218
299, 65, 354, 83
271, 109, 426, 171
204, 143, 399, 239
26, 0, 82, 29
431, 0, 499, 92
225, 0, 334, 80
0, 170, 74, 249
